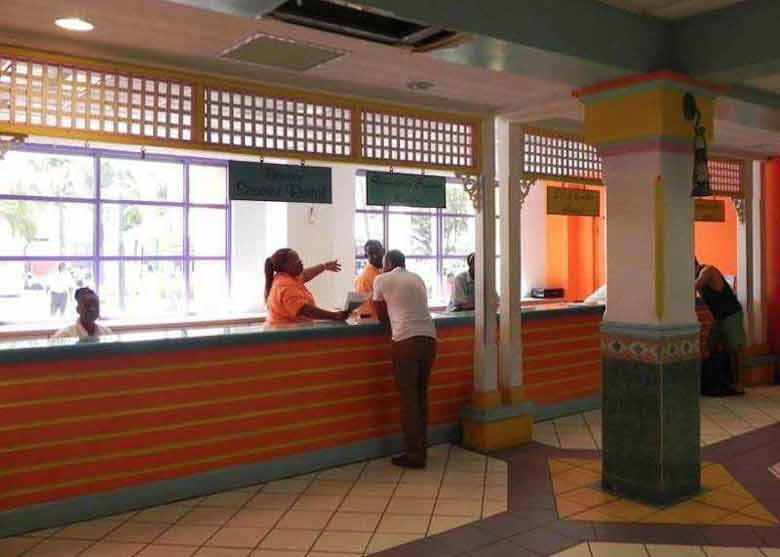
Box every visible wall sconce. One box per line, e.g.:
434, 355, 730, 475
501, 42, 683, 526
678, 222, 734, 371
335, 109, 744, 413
683, 93, 713, 198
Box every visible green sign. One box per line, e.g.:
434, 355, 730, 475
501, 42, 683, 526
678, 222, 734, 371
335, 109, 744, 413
366, 171, 446, 209
229, 161, 332, 204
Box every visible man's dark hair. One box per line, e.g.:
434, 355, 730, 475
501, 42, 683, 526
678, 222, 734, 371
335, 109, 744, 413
385, 249, 405, 269
364, 240, 383, 253
74, 287, 96, 303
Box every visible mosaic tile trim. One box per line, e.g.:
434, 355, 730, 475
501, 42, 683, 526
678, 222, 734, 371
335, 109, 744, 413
601, 333, 700, 364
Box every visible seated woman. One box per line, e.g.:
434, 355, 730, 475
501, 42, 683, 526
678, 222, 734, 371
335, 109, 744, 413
52, 287, 113, 340
264, 248, 349, 327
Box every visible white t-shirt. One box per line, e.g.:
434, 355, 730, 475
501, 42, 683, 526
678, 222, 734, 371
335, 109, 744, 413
52, 319, 113, 341
373, 267, 436, 342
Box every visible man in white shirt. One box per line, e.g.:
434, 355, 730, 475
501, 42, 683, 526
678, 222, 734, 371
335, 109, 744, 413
53, 287, 113, 341
447, 252, 475, 312
372, 250, 437, 469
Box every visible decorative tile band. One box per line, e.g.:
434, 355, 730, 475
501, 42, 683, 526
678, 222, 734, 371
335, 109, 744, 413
601, 333, 700, 364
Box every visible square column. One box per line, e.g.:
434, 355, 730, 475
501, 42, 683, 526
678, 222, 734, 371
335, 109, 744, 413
575, 72, 719, 503
462, 118, 532, 452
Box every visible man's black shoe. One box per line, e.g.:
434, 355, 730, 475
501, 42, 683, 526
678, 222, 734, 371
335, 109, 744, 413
391, 454, 426, 469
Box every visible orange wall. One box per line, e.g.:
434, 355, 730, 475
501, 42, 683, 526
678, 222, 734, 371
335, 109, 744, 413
694, 196, 737, 278
544, 183, 606, 301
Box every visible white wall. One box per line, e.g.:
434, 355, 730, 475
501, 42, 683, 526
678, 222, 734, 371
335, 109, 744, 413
520, 181, 547, 295
286, 164, 357, 310
230, 201, 286, 313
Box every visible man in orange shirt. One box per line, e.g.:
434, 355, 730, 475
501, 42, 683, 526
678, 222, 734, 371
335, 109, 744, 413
353, 240, 385, 319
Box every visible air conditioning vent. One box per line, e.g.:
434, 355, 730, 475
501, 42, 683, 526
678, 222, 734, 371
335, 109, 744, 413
269, 0, 462, 49
221, 33, 346, 71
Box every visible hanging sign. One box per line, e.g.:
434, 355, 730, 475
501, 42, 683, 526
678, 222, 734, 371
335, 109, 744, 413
695, 199, 726, 222
546, 186, 600, 217
228, 161, 332, 204
366, 171, 446, 209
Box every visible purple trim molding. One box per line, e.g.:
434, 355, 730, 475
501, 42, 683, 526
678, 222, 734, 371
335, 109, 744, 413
1, 143, 231, 314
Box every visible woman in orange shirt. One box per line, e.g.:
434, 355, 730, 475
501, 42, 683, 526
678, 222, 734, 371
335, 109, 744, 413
264, 248, 349, 327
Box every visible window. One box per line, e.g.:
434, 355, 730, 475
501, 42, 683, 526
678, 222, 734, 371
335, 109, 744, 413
355, 174, 475, 305
0, 147, 229, 323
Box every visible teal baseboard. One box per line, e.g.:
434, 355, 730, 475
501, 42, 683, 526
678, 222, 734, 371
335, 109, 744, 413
0, 424, 461, 538
531, 395, 601, 422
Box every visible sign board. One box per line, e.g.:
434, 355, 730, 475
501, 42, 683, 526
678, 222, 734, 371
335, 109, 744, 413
366, 171, 446, 209
228, 161, 332, 204
695, 199, 726, 222
546, 186, 600, 217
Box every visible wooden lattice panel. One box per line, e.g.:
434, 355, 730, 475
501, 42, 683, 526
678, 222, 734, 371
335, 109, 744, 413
0, 55, 193, 140
361, 110, 475, 168
708, 158, 743, 197
204, 87, 353, 157
523, 131, 602, 184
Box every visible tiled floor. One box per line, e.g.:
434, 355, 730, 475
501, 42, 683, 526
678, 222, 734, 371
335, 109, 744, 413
550, 458, 778, 526
2, 444, 508, 557
533, 386, 780, 450
554, 542, 780, 556
9, 386, 780, 556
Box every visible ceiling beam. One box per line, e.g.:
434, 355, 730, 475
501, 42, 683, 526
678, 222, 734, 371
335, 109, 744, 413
352, 0, 673, 73
676, 0, 780, 82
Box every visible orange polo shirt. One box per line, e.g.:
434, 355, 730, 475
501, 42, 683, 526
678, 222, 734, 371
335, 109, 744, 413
265, 273, 316, 327
353, 264, 381, 317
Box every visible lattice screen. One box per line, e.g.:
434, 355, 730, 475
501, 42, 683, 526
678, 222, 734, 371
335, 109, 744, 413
361, 110, 474, 168
522, 130, 602, 184
0, 56, 193, 140
708, 158, 743, 197
203, 87, 353, 157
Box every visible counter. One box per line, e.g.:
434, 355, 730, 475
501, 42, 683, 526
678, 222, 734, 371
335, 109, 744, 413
0, 304, 604, 534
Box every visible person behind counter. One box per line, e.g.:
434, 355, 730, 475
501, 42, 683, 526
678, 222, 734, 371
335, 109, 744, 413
447, 252, 475, 312
264, 248, 349, 327
52, 287, 113, 340
354, 240, 385, 319
695, 257, 746, 394
372, 249, 437, 469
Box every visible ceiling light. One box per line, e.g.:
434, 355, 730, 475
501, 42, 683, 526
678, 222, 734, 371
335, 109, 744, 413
55, 18, 94, 32
406, 81, 434, 92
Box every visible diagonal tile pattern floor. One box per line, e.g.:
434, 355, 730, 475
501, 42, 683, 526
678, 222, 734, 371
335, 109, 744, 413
1, 444, 508, 557
550, 458, 779, 526
533, 387, 780, 450
554, 542, 780, 556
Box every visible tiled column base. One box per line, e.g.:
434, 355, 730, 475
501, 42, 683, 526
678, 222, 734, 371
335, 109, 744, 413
601, 322, 701, 504
461, 402, 534, 452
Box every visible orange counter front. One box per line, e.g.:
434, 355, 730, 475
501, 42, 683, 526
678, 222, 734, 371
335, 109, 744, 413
0, 304, 602, 534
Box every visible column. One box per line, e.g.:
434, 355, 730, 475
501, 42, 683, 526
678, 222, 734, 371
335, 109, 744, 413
461, 117, 533, 452
575, 73, 718, 503
764, 159, 780, 354
472, 118, 499, 402
497, 119, 524, 404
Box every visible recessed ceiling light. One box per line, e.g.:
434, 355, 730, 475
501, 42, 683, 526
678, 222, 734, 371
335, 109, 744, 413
406, 81, 435, 92
55, 18, 94, 32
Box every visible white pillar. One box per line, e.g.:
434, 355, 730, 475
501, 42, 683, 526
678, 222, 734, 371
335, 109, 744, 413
497, 120, 524, 403
750, 161, 766, 345
473, 118, 499, 398
736, 161, 753, 345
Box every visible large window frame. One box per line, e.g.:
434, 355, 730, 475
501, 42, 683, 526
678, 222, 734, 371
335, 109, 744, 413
0, 144, 231, 320
355, 174, 475, 305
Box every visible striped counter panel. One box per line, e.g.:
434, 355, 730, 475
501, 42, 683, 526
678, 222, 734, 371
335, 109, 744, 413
0, 325, 474, 512
522, 312, 602, 405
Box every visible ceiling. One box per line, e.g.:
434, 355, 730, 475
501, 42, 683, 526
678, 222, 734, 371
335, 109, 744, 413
0, 0, 570, 115
0, 0, 779, 158
595, 0, 747, 19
